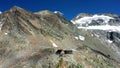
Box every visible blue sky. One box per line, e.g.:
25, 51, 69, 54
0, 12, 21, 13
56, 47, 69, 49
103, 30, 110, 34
0, 0, 120, 20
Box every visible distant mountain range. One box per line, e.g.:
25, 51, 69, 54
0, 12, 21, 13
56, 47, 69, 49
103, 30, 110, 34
72, 13, 120, 63
0, 6, 120, 68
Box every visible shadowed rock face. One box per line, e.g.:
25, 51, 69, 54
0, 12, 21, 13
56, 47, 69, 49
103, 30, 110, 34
0, 6, 120, 68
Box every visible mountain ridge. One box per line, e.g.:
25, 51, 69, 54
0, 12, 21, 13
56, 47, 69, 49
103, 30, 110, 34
0, 6, 120, 68
72, 12, 120, 63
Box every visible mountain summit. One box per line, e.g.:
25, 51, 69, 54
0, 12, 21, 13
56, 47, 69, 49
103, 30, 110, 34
0, 6, 120, 68
0, 6, 42, 35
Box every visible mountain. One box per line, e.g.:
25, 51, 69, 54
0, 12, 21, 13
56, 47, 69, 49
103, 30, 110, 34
72, 13, 120, 63
0, 6, 120, 68
72, 13, 120, 26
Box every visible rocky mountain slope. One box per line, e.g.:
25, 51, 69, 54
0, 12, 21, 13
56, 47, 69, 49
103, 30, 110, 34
72, 13, 120, 63
0, 6, 120, 68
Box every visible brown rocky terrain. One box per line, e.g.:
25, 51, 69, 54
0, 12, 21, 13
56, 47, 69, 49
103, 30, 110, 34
0, 6, 120, 68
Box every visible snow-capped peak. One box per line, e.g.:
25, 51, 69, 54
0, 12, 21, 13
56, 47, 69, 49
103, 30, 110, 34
71, 14, 114, 26
54, 11, 63, 15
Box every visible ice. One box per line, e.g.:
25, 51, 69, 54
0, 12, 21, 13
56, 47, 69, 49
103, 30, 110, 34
5, 33, 8, 35
107, 40, 113, 43
72, 15, 114, 26
79, 35, 85, 41
78, 25, 120, 32
54, 11, 63, 15
74, 37, 79, 40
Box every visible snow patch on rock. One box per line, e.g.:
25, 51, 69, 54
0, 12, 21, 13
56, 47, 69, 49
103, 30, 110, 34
107, 40, 113, 43
91, 34, 94, 37
5, 33, 8, 35
74, 37, 79, 40
0, 22, 3, 31
94, 34, 100, 38
50, 40, 58, 47
54, 11, 63, 15
79, 35, 85, 41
